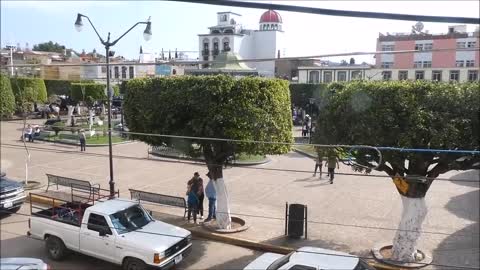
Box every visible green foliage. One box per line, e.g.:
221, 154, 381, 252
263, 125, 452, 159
32, 41, 66, 53
44, 79, 95, 97
52, 121, 65, 136
124, 75, 293, 169
313, 80, 480, 197
10, 77, 47, 112
0, 74, 16, 117
70, 83, 119, 107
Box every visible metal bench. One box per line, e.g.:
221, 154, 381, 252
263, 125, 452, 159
46, 174, 100, 201
129, 189, 188, 218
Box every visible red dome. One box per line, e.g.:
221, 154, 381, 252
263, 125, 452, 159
259, 10, 282, 23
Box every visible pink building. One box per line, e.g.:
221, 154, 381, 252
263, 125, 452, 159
373, 25, 479, 82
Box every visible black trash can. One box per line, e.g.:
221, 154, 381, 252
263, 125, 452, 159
286, 203, 307, 238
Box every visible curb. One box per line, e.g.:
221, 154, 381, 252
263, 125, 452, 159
293, 148, 316, 158
149, 151, 271, 166
36, 137, 132, 147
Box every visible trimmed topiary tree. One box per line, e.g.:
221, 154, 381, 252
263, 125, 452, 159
313, 80, 480, 263
10, 77, 46, 113
0, 74, 16, 118
124, 75, 293, 229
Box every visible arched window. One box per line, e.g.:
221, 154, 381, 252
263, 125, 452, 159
129, 66, 134, 78
309, 71, 320, 83
213, 38, 219, 55
114, 66, 119, 79
121, 66, 127, 79
211, 29, 221, 34
222, 37, 230, 52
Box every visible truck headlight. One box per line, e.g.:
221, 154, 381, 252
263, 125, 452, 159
186, 234, 192, 243
154, 253, 165, 264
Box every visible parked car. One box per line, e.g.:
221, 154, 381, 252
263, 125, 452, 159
28, 195, 192, 270
244, 246, 374, 270
0, 172, 26, 216
0, 257, 49, 270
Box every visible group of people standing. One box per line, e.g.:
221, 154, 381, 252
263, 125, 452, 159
22, 125, 41, 142
186, 172, 217, 224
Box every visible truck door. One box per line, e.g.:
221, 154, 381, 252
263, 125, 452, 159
80, 212, 116, 263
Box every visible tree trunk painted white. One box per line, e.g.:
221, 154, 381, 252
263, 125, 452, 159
213, 178, 232, 230
76, 104, 81, 115
66, 105, 74, 126
391, 195, 428, 263
89, 109, 94, 130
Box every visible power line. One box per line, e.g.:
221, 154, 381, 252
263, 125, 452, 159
4, 47, 479, 67
2, 209, 478, 269
2, 143, 479, 183
166, 0, 480, 24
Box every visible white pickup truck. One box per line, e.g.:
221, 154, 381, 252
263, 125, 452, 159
28, 196, 192, 270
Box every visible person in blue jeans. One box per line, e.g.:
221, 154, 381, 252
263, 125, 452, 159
204, 172, 216, 222
187, 178, 200, 224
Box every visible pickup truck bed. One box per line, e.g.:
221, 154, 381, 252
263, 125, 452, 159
32, 202, 90, 226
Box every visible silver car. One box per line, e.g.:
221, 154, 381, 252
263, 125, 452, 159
0, 258, 50, 270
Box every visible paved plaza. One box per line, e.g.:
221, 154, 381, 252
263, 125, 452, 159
1, 119, 479, 269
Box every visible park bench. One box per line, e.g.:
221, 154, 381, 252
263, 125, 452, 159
46, 174, 100, 201
129, 189, 188, 218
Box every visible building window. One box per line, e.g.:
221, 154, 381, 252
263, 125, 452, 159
415, 71, 425, 80
423, 61, 432, 68
468, 70, 478, 81
101, 66, 107, 74
222, 38, 230, 52
432, 71, 442, 81
456, 42, 466, 48
381, 44, 394, 51
455, 60, 464, 67
121, 66, 127, 79
398, 71, 408, 80
220, 14, 227, 22
129, 66, 134, 78
114, 66, 119, 79
323, 71, 332, 83
466, 60, 475, 67
424, 43, 433, 50
450, 70, 460, 82
415, 44, 424, 51
381, 62, 393, 68
309, 71, 320, 83
467, 41, 476, 48
382, 71, 392, 80
351, 71, 362, 80
414, 61, 422, 68
337, 71, 347, 81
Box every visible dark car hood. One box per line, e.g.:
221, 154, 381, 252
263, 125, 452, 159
0, 178, 23, 193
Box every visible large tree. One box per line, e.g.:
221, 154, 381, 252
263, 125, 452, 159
124, 75, 293, 229
314, 80, 480, 263
0, 74, 16, 118
33, 41, 66, 53
10, 77, 47, 112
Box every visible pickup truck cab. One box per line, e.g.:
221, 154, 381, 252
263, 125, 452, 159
28, 197, 192, 270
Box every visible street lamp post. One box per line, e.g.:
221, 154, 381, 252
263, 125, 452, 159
75, 13, 152, 197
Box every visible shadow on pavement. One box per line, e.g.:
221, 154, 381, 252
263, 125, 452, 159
449, 170, 480, 188
434, 184, 479, 269
202, 253, 260, 270
261, 235, 354, 254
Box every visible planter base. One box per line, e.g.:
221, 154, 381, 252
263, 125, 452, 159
372, 244, 432, 268
23, 181, 43, 190
202, 216, 250, 234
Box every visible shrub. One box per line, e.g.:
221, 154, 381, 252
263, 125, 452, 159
51, 121, 65, 136
0, 74, 16, 117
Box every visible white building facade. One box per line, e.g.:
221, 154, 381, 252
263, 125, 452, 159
198, 10, 286, 77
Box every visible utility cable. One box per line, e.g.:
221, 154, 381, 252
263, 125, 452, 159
166, 0, 479, 24
2, 210, 479, 269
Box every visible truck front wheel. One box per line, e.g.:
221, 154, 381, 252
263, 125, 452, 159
46, 235, 67, 261
123, 258, 147, 270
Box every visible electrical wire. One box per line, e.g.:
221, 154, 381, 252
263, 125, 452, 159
2, 143, 479, 184
4, 47, 479, 67
1, 209, 478, 269
166, 0, 480, 24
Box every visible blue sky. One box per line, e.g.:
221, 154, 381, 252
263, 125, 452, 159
2, 1, 479, 63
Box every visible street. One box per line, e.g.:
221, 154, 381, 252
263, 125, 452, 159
0, 203, 260, 270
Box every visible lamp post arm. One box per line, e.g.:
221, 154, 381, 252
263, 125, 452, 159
80, 14, 106, 44
110, 22, 148, 46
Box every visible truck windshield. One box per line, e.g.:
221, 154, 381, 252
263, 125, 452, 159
109, 205, 152, 234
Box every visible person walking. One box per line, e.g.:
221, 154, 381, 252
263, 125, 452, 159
313, 151, 323, 178
79, 129, 86, 152
186, 172, 201, 224
326, 154, 340, 184
197, 175, 205, 219
204, 172, 216, 222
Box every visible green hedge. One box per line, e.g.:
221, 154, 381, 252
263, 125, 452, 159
0, 74, 16, 117
10, 77, 47, 111
124, 75, 293, 156
70, 83, 120, 105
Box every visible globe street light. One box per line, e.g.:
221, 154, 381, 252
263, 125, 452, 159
75, 13, 152, 198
